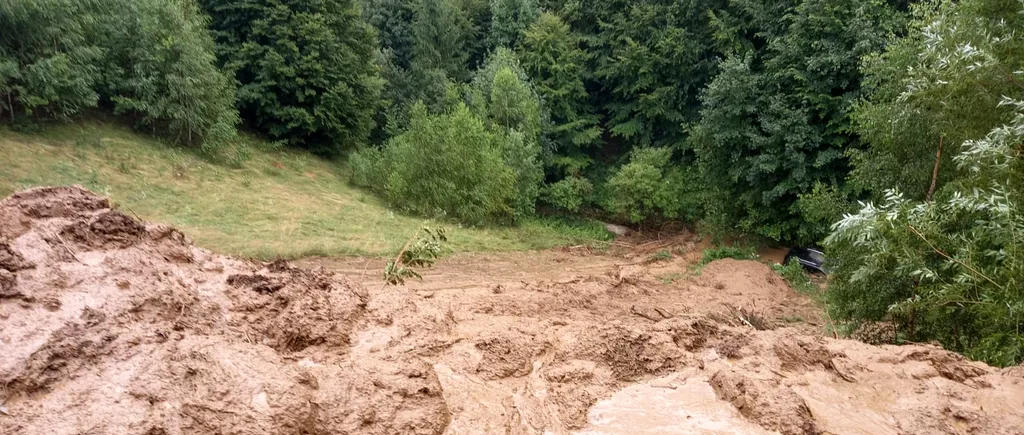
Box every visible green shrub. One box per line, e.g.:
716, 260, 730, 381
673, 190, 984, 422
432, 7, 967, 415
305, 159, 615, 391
699, 245, 757, 267
772, 259, 820, 300
543, 176, 593, 212
794, 182, 856, 245
603, 147, 704, 224
351, 102, 518, 224
500, 129, 544, 219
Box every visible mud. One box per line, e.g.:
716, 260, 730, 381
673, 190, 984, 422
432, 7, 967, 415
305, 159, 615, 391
2, 186, 1024, 435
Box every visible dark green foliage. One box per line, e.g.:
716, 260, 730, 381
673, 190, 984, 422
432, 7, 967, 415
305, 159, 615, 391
488, 0, 539, 48
575, 0, 726, 147
0, 0, 237, 150
364, 0, 417, 70
203, 0, 382, 155
692, 0, 901, 242
411, 0, 474, 82
519, 12, 600, 154
794, 183, 856, 243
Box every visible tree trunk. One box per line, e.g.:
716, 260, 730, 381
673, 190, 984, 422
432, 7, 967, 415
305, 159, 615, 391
926, 135, 943, 201
7, 92, 13, 123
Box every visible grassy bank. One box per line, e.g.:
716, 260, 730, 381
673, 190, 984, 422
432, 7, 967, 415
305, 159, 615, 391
0, 122, 610, 259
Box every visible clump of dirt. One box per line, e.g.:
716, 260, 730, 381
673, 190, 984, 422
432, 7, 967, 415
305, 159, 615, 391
4, 186, 1024, 435
709, 369, 821, 435
0, 186, 448, 435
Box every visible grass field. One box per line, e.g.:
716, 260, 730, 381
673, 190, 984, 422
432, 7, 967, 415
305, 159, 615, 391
0, 122, 610, 259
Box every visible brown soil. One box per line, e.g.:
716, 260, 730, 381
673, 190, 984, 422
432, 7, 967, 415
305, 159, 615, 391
2, 186, 1024, 435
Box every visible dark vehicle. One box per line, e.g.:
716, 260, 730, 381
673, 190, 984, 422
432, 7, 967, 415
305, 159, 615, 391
784, 247, 831, 274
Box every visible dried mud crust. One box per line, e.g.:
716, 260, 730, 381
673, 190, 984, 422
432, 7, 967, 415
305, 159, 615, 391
3, 187, 1024, 435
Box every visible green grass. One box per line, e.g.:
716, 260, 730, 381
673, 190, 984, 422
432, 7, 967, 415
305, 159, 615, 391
772, 260, 824, 302
657, 272, 687, 284
698, 244, 759, 266
649, 249, 673, 262
0, 122, 611, 259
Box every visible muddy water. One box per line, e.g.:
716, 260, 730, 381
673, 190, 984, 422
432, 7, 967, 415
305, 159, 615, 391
576, 371, 776, 435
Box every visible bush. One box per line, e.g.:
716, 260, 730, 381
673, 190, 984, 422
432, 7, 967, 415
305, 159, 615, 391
603, 147, 703, 224
351, 102, 518, 224
543, 176, 593, 212
825, 0, 1024, 367
699, 245, 757, 267
794, 182, 856, 244
773, 259, 820, 299
500, 129, 544, 219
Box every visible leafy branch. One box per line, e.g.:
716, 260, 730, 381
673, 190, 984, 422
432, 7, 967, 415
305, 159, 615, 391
383, 227, 448, 286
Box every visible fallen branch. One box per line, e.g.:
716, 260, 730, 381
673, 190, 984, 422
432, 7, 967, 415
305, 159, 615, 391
926, 135, 943, 201
630, 305, 662, 322
908, 225, 1000, 288
654, 307, 674, 319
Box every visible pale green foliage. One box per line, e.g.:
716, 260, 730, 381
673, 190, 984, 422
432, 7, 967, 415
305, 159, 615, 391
827, 97, 1024, 366
489, 68, 543, 141
604, 147, 703, 224
851, 0, 1024, 200
543, 176, 593, 212
500, 129, 544, 219
829, 0, 1024, 366
465, 49, 546, 219
470, 48, 545, 143
384, 227, 448, 285
350, 102, 519, 224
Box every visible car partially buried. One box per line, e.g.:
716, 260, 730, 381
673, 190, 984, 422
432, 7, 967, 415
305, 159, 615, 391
784, 247, 831, 274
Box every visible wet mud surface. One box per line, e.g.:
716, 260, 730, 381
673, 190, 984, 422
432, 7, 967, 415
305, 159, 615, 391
2, 187, 1024, 435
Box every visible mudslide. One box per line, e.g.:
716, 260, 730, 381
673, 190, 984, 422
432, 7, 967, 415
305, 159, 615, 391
2, 187, 1023, 435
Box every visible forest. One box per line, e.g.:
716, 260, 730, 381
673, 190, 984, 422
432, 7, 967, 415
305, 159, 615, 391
1, 0, 1022, 365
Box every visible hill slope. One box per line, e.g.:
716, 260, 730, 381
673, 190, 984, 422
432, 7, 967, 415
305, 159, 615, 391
0, 123, 608, 258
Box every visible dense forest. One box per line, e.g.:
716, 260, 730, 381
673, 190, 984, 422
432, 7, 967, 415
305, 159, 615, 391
1, 0, 1022, 364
